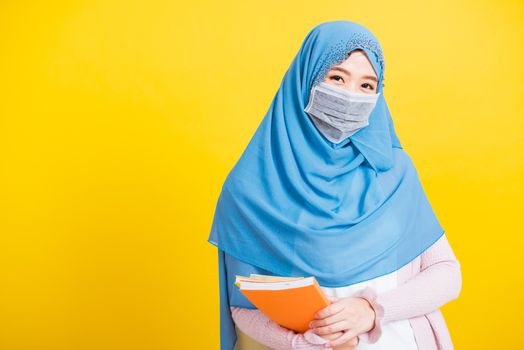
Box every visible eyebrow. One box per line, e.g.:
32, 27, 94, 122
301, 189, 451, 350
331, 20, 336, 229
330, 66, 378, 83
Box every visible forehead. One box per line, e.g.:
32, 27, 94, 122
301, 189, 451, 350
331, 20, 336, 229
336, 50, 373, 67
329, 51, 378, 79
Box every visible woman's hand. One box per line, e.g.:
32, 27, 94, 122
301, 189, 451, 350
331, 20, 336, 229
309, 295, 376, 347
320, 332, 359, 350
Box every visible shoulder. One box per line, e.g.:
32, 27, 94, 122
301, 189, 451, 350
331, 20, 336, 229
391, 147, 416, 168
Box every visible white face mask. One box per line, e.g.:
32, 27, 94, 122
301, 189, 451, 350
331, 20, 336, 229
304, 81, 381, 144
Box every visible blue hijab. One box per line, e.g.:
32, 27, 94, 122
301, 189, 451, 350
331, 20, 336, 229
208, 20, 445, 349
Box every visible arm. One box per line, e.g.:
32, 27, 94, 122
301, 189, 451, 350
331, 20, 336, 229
230, 306, 333, 350
356, 233, 462, 343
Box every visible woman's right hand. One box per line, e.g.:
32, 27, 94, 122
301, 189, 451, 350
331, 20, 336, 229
316, 296, 359, 350
320, 332, 359, 350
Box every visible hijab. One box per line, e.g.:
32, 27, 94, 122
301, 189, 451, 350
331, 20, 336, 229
207, 20, 445, 349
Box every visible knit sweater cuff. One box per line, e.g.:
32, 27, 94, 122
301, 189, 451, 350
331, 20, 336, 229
354, 286, 385, 344
296, 329, 332, 349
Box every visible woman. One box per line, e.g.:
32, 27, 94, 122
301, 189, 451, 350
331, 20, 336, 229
208, 20, 462, 350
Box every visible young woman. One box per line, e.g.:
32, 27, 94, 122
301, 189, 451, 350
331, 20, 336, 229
208, 20, 462, 350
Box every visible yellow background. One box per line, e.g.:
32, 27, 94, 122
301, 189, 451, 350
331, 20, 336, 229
1, 0, 522, 349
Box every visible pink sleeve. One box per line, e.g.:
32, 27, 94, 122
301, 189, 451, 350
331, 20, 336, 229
230, 306, 333, 350
355, 233, 462, 344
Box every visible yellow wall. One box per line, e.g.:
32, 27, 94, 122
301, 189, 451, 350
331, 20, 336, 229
1, 0, 522, 348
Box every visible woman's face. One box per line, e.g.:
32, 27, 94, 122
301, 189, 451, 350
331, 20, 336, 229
323, 49, 378, 94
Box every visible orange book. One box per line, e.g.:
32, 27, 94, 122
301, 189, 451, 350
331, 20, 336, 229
234, 273, 330, 333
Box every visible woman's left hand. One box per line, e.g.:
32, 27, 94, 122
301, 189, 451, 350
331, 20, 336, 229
309, 296, 376, 347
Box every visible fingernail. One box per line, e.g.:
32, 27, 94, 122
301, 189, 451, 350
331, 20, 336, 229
324, 343, 331, 348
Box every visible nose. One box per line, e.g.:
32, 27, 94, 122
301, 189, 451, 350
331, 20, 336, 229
345, 82, 359, 94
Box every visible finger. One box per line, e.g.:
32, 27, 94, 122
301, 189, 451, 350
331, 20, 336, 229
346, 337, 359, 346
353, 337, 359, 346
327, 296, 338, 303
314, 301, 344, 319
319, 331, 344, 340
329, 331, 359, 347
313, 319, 350, 336
310, 310, 346, 329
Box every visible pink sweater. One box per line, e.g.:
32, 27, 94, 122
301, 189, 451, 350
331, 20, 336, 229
230, 233, 462, 349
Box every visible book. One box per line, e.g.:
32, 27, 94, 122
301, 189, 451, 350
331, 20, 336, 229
234, 273, 330, 333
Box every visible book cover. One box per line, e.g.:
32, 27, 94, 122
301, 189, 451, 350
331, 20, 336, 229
234, 273, 330, 333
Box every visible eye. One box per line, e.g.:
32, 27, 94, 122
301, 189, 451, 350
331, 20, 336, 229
362, 83, 375, 90
330, 75, 345, 83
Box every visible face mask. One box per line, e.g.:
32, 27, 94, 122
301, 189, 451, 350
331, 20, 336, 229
304, 81, 381, 144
